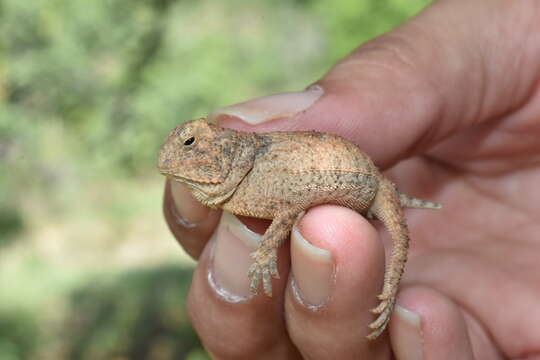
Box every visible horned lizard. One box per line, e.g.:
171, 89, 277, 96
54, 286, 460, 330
158, 118, 441, 339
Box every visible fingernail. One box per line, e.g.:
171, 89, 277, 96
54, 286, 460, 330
391, 305, 424, 360
209, 212, 261, 301
208, 85, 324, 124
290, 222, 334, 308
170, 181, 211, 226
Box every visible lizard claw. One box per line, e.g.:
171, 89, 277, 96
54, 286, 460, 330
247, 266, 261, 295
367, 295, 396, 340
370, 299, 387, 314
248, 248, 279, 297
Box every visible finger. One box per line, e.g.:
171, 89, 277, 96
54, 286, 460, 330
285, 205, 391, 359
390, 286, 482, 360
163, 179, 221, 259
187, 211, 300, 359
210, 0, 540, 168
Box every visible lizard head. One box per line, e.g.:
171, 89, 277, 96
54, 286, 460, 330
158, 118, 237, 185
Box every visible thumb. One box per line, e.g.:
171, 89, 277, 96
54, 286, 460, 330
210, 0, 540, 169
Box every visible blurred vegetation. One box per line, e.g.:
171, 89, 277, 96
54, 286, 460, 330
63, 266, 201, 360
0, 0, 429, 358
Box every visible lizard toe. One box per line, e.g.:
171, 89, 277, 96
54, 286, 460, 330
249, 279, 260, 295
366, 316, 390, 340
369, 306, 391, 329
367, 297, 396, 339
248, 264, 262, 295
262, 269, 273, 296
269, 258, 279, 279
370, 300, 387, 314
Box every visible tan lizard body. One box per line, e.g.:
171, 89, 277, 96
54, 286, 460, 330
158, 118, 441, 340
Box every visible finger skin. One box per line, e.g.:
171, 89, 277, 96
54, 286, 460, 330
285, 205, 391, 359
217, 0, 540, 170
187, 237, 301, 360
391, 286, 479, 360
163, 179, 221, 259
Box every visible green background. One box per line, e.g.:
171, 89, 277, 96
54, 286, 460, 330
0, 0, 429, 358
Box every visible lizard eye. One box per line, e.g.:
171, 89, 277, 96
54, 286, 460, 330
183, 136, 195, 146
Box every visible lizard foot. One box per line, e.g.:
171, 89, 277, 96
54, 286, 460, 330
248, 248, 279, 296
366, 295, 396, 340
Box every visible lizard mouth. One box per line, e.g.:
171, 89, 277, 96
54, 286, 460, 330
158, 167, 187, 179
157, 166, 186, 181
158, 165, 180, 172
169, 175, 199, 188
172, 176, 186, 182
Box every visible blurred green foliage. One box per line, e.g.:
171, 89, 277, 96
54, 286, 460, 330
0, 0, 429, 358
0, 312, 38, 360
64, 265, 202, 360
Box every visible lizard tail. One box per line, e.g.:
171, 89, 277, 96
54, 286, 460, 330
398, 191, 442, 210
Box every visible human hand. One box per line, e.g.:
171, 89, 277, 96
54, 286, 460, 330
163, 0, 540, 358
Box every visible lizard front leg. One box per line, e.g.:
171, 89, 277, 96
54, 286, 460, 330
248, 209, 300, 296
367, 178, 410, 340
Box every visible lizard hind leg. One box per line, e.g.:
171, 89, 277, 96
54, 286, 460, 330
366, 179, 410, 340
248, 210, 299, 297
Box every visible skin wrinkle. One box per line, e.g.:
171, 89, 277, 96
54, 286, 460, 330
415, 154, 464, 190
461, 176, 527, 218
426, 154, 539, 234
410, 157, 517, 242
514, 1, 540, 87
373, 33, 448, 124
333, 64, 445, 171
417, 35, 482, 132
498, 111, 540, 135
484, 3, 540, 122
466, 169, 540, 224
346, 42, 445, 124
475, 252, 537, 356
428, 112, 540, 175
417, 2, 540, 132
461, 302, 504, 360
410, 250, 510, 358
466, 32, 488, 129
344, 31, 460, 163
